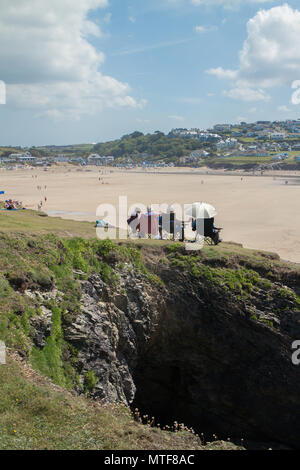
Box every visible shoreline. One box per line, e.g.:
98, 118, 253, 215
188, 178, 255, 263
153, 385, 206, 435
119, 169, 300, 179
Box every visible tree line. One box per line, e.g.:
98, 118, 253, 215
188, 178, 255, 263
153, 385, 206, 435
92, 131, 210, 163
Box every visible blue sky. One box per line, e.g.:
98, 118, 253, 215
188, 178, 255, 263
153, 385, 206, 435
1, 0, 300, 146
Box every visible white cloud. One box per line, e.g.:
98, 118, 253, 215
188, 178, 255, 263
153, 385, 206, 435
237, 4, 300, 88
167, 0, 273, 8
113, 38, 192, 56
206, 4, 300, 102
291, 80, 300, 105
9, 80, 147, 120
207, 67, 237, 80
0, 0, 145, 119
103, 12, 112, 24
195, 25, 217, 33
278, 105, 291, 113
223, 84, 270, 102
168, 114, 185, 121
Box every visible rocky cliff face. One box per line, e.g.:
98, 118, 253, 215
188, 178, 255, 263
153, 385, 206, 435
64, 267, 161, 405
28, 244, 300, 448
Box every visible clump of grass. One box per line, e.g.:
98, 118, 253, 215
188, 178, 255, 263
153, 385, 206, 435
84, 370, 98, 394
30, 306, 73, 388
0, 356, 203, 450
165, 247, 299, 308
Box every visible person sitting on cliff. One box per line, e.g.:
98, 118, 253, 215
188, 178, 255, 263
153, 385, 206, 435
139, 206, 159, 239
127, 208, 141, 237
159, 209, 184, 241
6, 199, 16, 210
192, 217, 222, 245
95, 219, 107, 228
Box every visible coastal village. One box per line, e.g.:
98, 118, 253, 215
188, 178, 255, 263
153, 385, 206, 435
1, 119, 300, 170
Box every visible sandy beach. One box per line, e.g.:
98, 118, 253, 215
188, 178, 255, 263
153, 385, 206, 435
1, 165, 300, 263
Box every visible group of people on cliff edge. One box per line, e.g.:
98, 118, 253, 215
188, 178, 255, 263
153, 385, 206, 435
127, 206, 222, 245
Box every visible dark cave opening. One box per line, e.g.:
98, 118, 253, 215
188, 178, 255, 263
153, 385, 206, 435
130, 352, 293, 449
131, 360, 237, 443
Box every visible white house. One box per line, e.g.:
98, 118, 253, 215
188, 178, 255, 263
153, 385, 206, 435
213, 124, 231, 132
216, 138, 238, 150
88, 154, 115, 165
9, 151, 36, 162
269, 132, 286, 140
189, 150, 210, 159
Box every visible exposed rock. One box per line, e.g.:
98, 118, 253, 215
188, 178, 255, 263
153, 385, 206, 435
30, 305, 53, 348
64, 267, 161, 404
25, 287, 61, 302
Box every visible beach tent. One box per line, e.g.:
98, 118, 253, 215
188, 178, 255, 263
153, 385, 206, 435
0, 191, 4, 195
185, 202, 217, 219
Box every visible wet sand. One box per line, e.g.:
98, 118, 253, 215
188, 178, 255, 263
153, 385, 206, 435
0, 165, 300, 263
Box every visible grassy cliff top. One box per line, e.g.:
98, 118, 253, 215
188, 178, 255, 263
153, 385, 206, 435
0, 209, 297, 451
0, 209, 95, 238
1, 207, 299, 266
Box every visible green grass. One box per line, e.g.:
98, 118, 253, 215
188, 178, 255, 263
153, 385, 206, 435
237, 137, 257, 143
208, 155, 273, 166
284, 151, 300, 162
0, 209, 95, 238
206, 148, 300, 167
30, 306, 73, 389
83, 370, 99, 394
165, 241, 300, 310
221, 156, 272, 164
0, 147, 19, 156
0, 355, 203, 450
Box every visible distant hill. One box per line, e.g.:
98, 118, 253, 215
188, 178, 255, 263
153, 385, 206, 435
93, 131, 210, 163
